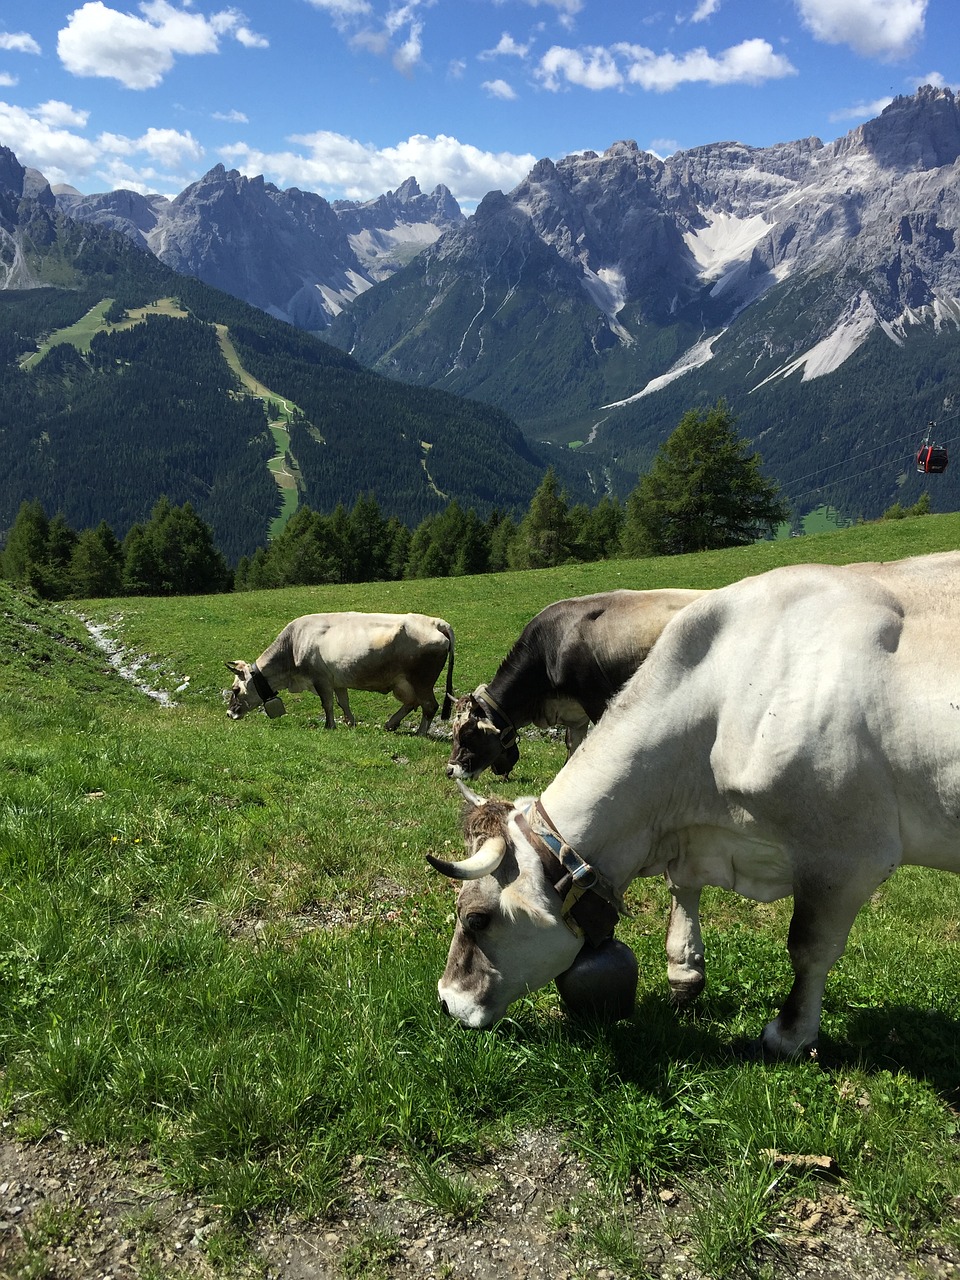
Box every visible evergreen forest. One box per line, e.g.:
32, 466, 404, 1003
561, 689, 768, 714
0, 189, 575, 565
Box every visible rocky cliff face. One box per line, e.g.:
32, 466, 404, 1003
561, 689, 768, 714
327, 85, 960, 443
53, 166, 463, 331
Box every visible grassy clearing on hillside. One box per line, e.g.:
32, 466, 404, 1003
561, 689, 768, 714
3, 516, 960, 1276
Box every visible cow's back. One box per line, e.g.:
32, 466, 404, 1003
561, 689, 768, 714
289, 612, 449, 687
583, 558, 960, 867
549, 589, 707, 701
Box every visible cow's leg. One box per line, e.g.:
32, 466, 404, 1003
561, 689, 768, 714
760, 869, 881, 1057
314, 684, 337, 729
414, 692, 439, 737
335, 687, 356, 727
665, 884, 706, 1006
385, 702, 416, 732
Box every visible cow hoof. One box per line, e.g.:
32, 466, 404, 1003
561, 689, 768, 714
668, 976, 705, 1008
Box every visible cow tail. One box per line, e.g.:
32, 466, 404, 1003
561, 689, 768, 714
439, 622, 455, 720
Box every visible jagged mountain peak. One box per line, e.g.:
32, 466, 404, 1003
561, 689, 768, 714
854, 84, 960, 171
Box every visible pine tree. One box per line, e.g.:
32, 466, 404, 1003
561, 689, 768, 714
508, 468, 573, 570
622, 400, 789, 556
71, 521, 123, 598
122, 523, 164, 596
2, 500, 49, 588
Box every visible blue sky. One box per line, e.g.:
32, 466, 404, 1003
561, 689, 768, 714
1, 0, 957, 210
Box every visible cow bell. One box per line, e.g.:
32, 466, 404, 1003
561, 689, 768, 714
262, 696, 286, 718
555, 938, 638, 1022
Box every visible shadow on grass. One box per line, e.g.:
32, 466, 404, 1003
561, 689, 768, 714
819, 1004, 960, 1099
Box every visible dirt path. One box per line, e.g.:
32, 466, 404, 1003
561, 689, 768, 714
1, 1126, 955, 1280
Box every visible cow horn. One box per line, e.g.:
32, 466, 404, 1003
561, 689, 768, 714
426, 836, 506, 880
456, 779, 485, 807
225, 660, 246, 674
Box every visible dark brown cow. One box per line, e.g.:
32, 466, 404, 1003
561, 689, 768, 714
446, 589, 706, 779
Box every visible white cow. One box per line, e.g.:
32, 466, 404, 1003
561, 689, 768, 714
226, 611, 455, 734
429, 552, 960, 1055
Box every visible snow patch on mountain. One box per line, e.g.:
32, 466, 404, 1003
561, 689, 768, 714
601, 330, 727, 407
315, 271, 374, 317
348, 222, 447, 280
684, 211, 771, 279
753, 291, 880, 388
581, 265, 633, 343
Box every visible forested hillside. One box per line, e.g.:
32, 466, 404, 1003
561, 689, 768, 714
0, 183, 570, 562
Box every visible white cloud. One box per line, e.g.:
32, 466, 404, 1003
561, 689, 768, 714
648, 136, 679, 156
480, 33, 531, 59
212, 108, 249, 123
537, 45, 622, 91
794, 0, 927, 60
690, 0, 720, 21
914, 71, 960, 91
328, 0, 430, 73
220, 130, 536, 206
536, 37, 796, 92
304, 0, 373, 20
828, 96, 893, 122
56, 1, 267, 90
0, 73, 17, 87
482, 78, 518, 100
447, 57, 466, 78
235, 25, 269, 49
392, 19, 424, 73
0, 31, 41, 55
37, 99, 90, 128
627, 39, 797, 89
0, 97, 203, 194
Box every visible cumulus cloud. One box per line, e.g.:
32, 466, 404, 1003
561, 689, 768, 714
0, 96, 203, 193
0, 31, 41, 55
482, 78, 518, 100
828, 96, 894, 122
480, 33, 531, 59
537, 45, 621, 91
690, 0, 720, 21
220, 130, 536, 206
0, 73, 16, 87
536, 37, 796, 92
56, 0, 267, 89
794, 0, 927, 60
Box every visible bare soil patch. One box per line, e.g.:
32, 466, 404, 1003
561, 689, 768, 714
1, 1127, 957, 1280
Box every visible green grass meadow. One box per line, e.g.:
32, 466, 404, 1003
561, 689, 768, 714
3, 515, 960, 1274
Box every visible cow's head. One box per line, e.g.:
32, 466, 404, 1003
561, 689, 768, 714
446, 692, 520, 781
427, 785, 583, 1027
224, 660, 286, 720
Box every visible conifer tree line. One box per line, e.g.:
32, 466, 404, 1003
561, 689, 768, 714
1, 401, 788, 600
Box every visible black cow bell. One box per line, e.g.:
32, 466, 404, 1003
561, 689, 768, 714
555, 937, 638, 1022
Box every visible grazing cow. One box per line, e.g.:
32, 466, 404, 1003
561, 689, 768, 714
446, 589, 706, 779
225, 611, 454, 734
428, 553, 960, 1055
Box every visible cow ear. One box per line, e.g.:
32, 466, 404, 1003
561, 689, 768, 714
477, 717, 498, 733
225, 660, 246, 675
501, 881, 554, 927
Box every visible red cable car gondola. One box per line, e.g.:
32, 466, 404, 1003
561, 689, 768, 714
916, 422, 948, 474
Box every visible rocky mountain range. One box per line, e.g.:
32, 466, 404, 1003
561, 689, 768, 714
0, 147, 560, 558
7, 85, 960, 522
53, 167, 462, 333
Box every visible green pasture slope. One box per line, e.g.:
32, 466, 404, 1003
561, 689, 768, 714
3, 515, 960, 1276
